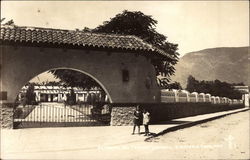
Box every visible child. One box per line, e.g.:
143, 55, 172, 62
132, 105, 141, 135
143, 109, 150, 136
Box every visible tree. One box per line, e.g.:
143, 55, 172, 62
51, 10, 179, 89
186, 75, 199, 92
93, 10, 179, 80
5, 19, 15, 25
160, 80, 182, 90
232, 82, 245, 86
0, 18, 6, 23
23, 83, 37, 105
168, 81, 182, 90
49, 69, 100, 90
1, 18, 15, 25
185, 75, 243, 99
43, 81, 63, 86
66, 89, 76, 105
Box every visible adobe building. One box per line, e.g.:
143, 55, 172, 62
0, 24, 172, 127
18, 85, 108, 103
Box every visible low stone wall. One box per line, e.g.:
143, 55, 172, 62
1, 103, 245, 128
110, 103, 244, 126
143, 103, 244, 123
0, 104, 14, 129
110, 106, 136, 126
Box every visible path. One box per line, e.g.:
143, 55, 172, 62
145, 109, 250, 159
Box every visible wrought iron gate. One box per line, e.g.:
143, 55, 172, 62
13, 102, 111, 129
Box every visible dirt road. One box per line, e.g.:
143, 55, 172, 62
143, 110, 250, 159
2, 109, 249, 160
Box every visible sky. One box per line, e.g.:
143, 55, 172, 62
1, 1, 249, 57
1, 1, 249, 83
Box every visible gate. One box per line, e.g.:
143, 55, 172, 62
13, 102, 111, 129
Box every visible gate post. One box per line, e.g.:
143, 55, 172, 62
0, 103, 14, 129
110, 104, 136, 126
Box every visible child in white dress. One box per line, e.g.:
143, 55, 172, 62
143, 109, 150, 136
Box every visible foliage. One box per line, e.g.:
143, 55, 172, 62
0, 18, 6, 23
93, 10, 179, 80
13, 108, 23, 119
5, 19, 15, 25
66, 89, 77, 105
159, 79, 182, 90
49, 69, 100, 90
231, 82, 245, 86
186, 75, 243, 99
43, 81, 63, 86
167, 81, 182, 90
186, 75, 199, 92
1, 18, 15, 25
50, 11, 179, 88
23, 83, 37, 105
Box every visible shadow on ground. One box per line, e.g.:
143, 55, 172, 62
152, 120, 191, 125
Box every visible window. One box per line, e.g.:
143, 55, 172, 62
122, 69, 129, 82
0, 91, 7, 100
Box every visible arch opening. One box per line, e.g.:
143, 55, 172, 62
15, 67, 113, 104
13, 68, 113, 128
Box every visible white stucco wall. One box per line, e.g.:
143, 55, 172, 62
1, 44, 161, 104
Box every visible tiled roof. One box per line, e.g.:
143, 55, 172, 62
0, 25, 171, 59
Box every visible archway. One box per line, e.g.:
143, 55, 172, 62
13, 68, 112, 129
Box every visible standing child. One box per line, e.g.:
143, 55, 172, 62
143, 109, 150, 136
132, 105, 141, 135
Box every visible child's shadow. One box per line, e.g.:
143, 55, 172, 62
148, 132, 156, 136
140, 132, 156, 136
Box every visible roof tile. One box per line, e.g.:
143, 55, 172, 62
0, 25, 172, 59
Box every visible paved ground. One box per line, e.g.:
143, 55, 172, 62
1, 108, 249, 159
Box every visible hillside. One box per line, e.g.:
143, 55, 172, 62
171, 47, 250, 88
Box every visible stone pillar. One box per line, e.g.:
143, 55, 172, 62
186, 93, 190, 102
18, 93, 22, 101
83, 93, 86, 102
58, 94, 61, 102
174, 90, 179, 102
244, 94, 249, 107
0, 104, 14, 129
36, 92, 40, 102
76, 93, 79, 102
110, 105, 136, 126
64, 93, 67, 101
48, 94, 51, 102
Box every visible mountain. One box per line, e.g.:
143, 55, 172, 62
171, 47, 250, 88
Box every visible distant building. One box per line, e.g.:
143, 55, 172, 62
233, 85, 249, 107
233, 86, 249, 93
18, 85, 109, 103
